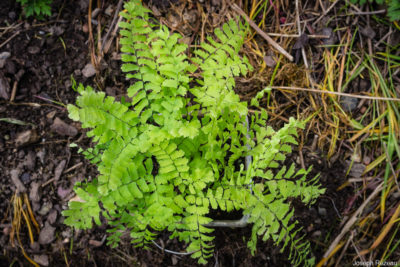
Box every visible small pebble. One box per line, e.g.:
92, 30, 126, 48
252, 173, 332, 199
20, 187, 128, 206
5, 60, 16, 74
8, 12, 16, 20
321, 27, 336, 46
312, 230, 322, 238
47, 209, 58, 225
38, 202, 53, 216
340, 96, 358, 112
18, 150, 25, 158
28, 46, 40, 55
30, 242, 40, 251
82, 63, 96, 78
3, 226, 11, 236
361, 26, 376, 39
30, 182, 41, 202
33, 254, 49, 266
53, 160, 67, 182
57, 186, 71, 199
0, 52, 11, 68
263, 55, 276, 68
20, 172, 30, 183
318, 206, 327, 217
37, 149, 46, 164
0, 51, 11, 60
74, 69, 82, 76
363, 156, 371, 165
82, 23, 89, 33
346, 160, 366, 178
39, 222, 55, 245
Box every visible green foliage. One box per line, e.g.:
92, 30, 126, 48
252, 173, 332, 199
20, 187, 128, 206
16, 0, 52, 18
62, 0, 325, 265
387, 0, 400, 21
349, 0, 400, 21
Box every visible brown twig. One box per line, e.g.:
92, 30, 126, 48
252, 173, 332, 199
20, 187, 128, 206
312, 0, 340, 28
96, 0, 102, 55
337, 30, 351, 94
317, 182, 384, 266
88, 0, 98, 69
270, 86, 400, 102
10, 81, 17, 102
101, 0, 123, 54
231, 3, 293, 62
0, 31, 20, 50
64, 162, 83, 174
266, 33, 329, 38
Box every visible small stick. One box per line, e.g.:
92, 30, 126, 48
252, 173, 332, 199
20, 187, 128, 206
64, 162, 83, 174
334, 231, 353, 267
349, 9, 386, 15
280, 17, 316, 27
312, 0, 340, 28
101, 0, 123, 53
0, 31, 20, 50
231, 3, 293, 62
96, 0, 102, 54
375, 28, 392, 48
0, 22, 23, 31
318, 0, 326, 13
270, 86, 400, 102
10, 81, 18, 102
337, 30, 351, 94
295, 0, 310, 70
152, 240, 197, 256
317, 182, 383, 266
266, 33, 329, 38
88, 0, 98, 69
41, 178, 55, 188
102, 16, 123, 54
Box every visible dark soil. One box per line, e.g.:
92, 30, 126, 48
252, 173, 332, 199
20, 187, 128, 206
0, 0, 355, 266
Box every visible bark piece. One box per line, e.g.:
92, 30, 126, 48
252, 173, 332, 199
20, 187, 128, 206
54, 160, 66, 182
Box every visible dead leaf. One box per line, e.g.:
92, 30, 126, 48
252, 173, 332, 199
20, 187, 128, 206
51, 117, 77, 137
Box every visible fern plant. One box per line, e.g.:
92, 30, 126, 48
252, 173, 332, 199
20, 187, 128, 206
16, 0, 52, 18
62, 1, 325, 265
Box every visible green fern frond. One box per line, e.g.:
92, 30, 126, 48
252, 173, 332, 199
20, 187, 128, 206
388, 0, 400, 21
62, 181, 101, 229
62, 0, 325, 266
191, 19, 251, 117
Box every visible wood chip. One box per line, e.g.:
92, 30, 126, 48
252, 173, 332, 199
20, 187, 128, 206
15, 129, 39, 147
